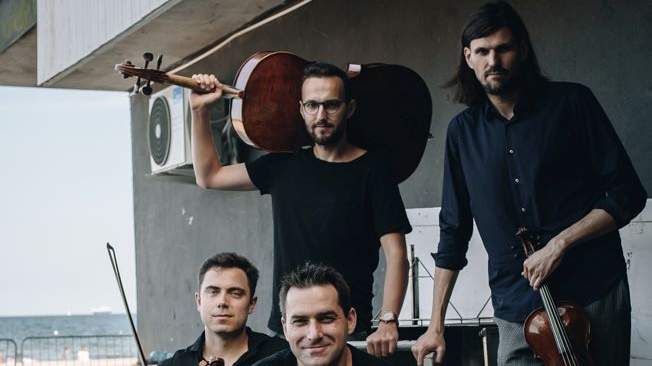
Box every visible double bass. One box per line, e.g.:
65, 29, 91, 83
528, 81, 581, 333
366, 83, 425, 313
517, 228, 598, 366
115, 51, 432, 184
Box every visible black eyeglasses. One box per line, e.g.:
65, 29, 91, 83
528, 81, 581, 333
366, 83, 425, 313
301, 99, 345, 115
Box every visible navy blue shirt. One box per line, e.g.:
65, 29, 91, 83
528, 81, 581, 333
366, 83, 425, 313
435, 81, 646, 322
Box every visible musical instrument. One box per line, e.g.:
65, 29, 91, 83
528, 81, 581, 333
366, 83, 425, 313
517, 228, 597, 366
107, 243, 225, 366
115, 51, 432, 183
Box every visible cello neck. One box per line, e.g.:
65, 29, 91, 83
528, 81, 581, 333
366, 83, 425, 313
114, 62, 243, 98
165, 73, 244, 98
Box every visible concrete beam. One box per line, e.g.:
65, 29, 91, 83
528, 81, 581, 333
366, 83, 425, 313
0, 0, 37, 86
37, 0, 298, 91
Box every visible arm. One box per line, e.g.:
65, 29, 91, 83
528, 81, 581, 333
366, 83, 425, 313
366, 232, 408, 357
411, 267, 459, 366
524, 87, 647, 290
189, 74, 256, 191
523, 208, 616, 290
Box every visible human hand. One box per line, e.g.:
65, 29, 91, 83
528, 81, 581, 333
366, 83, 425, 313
411, 328, 444, 365
366, 322, 399, 357
189, 74, 223, 110
522, 237, 566, 290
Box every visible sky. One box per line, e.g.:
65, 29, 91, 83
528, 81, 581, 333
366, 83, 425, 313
0, 86, 136, 316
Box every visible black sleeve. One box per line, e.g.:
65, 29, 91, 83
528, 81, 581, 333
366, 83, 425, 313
573, 86, 647, 228
368, 155, 412, 237
244, 153, 281, 195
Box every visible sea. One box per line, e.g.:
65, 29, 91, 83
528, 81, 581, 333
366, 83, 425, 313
0, 314, 137, 361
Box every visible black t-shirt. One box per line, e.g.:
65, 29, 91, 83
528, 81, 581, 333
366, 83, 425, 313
158, 328, 288, 366
246, 149, 412, 333
251, 345, 393, 366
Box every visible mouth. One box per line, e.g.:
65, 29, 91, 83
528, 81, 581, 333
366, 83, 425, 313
302, 344, 330, 353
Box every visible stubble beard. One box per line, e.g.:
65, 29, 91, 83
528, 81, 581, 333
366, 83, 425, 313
308, 119, 347, 146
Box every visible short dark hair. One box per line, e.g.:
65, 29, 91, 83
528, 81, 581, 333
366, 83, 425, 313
198, 252, 259, 297
302, 62, 352, 101
447, 1, 547, 105
279, 263, 352, 317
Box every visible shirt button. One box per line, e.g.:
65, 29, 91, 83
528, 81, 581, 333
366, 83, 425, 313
514, 178, 520, 183
521, 207, 526, 213
508, 149, 514, 154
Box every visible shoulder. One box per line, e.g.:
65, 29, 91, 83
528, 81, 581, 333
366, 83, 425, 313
539, 81, 595, 102
248, 330, 288, 355
250, 348, 294, 366
348, 345, 393, 366
157, 348, 194, 366
448, 104, 482, 133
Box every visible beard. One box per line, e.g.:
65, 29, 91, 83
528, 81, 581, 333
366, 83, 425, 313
481, 66, 522, 96
308, 119, 347, 146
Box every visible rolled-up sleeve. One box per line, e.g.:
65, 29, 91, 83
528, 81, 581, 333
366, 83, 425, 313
433, 120, 474, 270
574, 87, 647, 228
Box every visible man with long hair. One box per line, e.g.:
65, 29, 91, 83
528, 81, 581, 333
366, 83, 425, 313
411, 2, 646, 365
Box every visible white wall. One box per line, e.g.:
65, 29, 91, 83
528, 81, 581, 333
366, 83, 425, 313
37, 0, 178, 85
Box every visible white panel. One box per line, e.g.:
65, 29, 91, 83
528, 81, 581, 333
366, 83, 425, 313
37, 0, 179, 85
621, 200, 652, 364
401, 207, 493, 326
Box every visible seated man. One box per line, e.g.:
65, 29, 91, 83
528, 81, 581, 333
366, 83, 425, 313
160, 253, 287, 366
253, 263, 391, 366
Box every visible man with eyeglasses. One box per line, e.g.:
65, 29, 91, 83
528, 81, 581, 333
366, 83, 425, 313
190, 62, 412, 358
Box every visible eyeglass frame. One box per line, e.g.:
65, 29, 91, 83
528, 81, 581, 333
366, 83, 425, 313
300, 99, 347, 115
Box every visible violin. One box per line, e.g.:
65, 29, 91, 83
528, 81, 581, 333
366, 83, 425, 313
115, 51, 432, 183
516, 228, 598, 366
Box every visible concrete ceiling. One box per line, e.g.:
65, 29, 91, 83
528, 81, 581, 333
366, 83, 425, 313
0, 0, 301, 90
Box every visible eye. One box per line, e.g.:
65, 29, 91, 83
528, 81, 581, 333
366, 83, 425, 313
229, 290, 244, 298
291, 318, 308, 326
323, 100, 342, 113
304, 101, 319, 110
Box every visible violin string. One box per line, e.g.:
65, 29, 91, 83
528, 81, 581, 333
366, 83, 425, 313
521, 229, 579, 366
540, 285, 578, 366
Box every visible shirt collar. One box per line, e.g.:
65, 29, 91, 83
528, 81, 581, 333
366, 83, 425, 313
190, 328, 263, 365
482, 84, 540, 122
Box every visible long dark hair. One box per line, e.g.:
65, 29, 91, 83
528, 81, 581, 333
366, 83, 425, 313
446, 1, 547, 105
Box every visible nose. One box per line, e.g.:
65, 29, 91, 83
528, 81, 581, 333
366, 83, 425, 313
487, 50, 498, 67
216, 293, 228, 308
316, 104, 328, 119
306, 320, 323, 341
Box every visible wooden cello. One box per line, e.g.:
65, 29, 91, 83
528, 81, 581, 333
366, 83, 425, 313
115, 51, 432, 183
516, 228, 598, 366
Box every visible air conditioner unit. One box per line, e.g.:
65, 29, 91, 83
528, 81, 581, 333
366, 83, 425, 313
148, 85, 192, 175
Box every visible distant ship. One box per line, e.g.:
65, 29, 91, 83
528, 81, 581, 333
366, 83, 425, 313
91, 306, 112, 315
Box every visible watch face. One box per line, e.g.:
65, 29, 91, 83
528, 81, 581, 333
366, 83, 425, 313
381, 311, 396, 321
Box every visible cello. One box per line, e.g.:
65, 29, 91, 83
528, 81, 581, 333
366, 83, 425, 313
516, 228, 598, 366
115, 51, 432, 183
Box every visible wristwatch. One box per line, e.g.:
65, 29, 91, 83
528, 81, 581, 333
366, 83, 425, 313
379, 310, 398, 324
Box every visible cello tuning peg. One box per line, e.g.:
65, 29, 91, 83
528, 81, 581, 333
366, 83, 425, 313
143, 52, 154, 62
156, 54, 163, 70
124, 59, 133, 66
142, 86, 153, 96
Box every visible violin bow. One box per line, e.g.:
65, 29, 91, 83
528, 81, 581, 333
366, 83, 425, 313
107, 243, 148, 366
